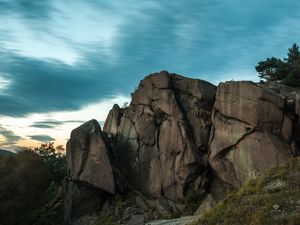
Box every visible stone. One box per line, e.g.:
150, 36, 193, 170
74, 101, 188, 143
281, 115, 293, 143
135, 195, 148, 211
146, 216, 198, 225
73, 216, 98, 225
214, 81, 284, 134
104, 71, 216, 201
156, 198, 172, 218
194, 194, 216, 216
103, 104, 122, 138
63, 180, 105, 225
209, 81, 293, 187
127, 215, 145, 225
66, 119, 115, 194
63, 73, 300, 225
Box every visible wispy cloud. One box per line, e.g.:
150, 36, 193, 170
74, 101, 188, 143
28, 135, 55, 142
30, 119, 85, 129
0, 126, 22, 147
1, 0, 300, 148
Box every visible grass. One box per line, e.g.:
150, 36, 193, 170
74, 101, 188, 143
190, 157, 300, 225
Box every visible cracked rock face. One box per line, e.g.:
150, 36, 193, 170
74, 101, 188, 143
103, 71, 216, 201
66, 119, 115, 194
209, 81, 293, 187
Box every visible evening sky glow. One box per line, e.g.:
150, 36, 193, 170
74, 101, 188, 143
1, 0, 300, 149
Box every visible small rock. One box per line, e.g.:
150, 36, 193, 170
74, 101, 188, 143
156, 198, 172, 218
127, 215, 145, 225
136, 195, 148, 210
264, 180, 286, 191
194, 194, 216, 216
123, 207, 140, 219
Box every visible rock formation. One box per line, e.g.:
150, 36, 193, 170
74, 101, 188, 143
104, 71, 216, 201
64, 120, 115, 224
209, 81, 294, 187
66, 119, 115, 193
64, 72, 300, 225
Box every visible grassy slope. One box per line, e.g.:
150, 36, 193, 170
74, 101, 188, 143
191, 157, 300, 225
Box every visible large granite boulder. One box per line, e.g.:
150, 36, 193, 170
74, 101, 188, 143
66, 119, 115, 193
103, 71, 216, 201
209, 81, 294, 187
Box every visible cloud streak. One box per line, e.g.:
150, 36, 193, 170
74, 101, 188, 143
0, 126, 22, 147
30, 119, 86, 129
0, 0, 300, 118
28, 135, 55, 142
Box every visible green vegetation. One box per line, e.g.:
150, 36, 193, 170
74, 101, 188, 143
31, 142, 66, 183
0, 143, 66, 225
191, 157, 300, 225
256, 43, 300, 87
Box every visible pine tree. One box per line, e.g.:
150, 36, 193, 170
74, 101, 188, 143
255, 43, 300, 87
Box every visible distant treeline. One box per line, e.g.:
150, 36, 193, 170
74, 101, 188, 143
0, 143, 66, 225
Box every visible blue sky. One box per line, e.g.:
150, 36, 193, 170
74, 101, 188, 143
0, 0, 300, 149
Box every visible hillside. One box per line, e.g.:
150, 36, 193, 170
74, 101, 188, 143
191, 157, 300, 225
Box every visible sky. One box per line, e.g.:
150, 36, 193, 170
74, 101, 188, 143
1, 0, 300, 150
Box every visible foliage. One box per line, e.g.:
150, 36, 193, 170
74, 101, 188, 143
0, 143, 66, 225
255, 43, 300, 87
0, 151, 52, 225
191, 157, 300, 225
26, 142, 66, 183
29, 181, 63, 225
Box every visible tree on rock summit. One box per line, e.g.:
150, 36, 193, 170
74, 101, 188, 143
255, 43, 300, 87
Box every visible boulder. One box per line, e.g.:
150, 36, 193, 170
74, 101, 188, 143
66, 119, 115, 194
127, 215, 145, 225
209, 81, 293, 187
103, 104, 122, 138
63, 180, 106, 225
104, 71, 216, 201
194, 194, 216, 217
214, 81, 284, 134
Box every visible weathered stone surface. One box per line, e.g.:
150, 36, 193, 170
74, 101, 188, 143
228, 132, 292, 183
209, 81, 293, 187
67, 119, 115, 194
194, 194, 216, 216
103, 104, 122, 138
214, 81, 284, 134
104, 71, 216, 201
281, 115, 293, 143
63, 180, 106, 225
146, 216, 198, 225
127, 215, 145, 225
64, 73, 300, 225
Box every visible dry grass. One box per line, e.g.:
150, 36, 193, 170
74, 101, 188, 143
190, 157, 300, 225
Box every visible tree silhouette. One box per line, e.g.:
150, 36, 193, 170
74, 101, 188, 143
255, 43, 300, 87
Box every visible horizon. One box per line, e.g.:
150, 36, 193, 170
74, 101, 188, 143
1, 0, 300, 150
